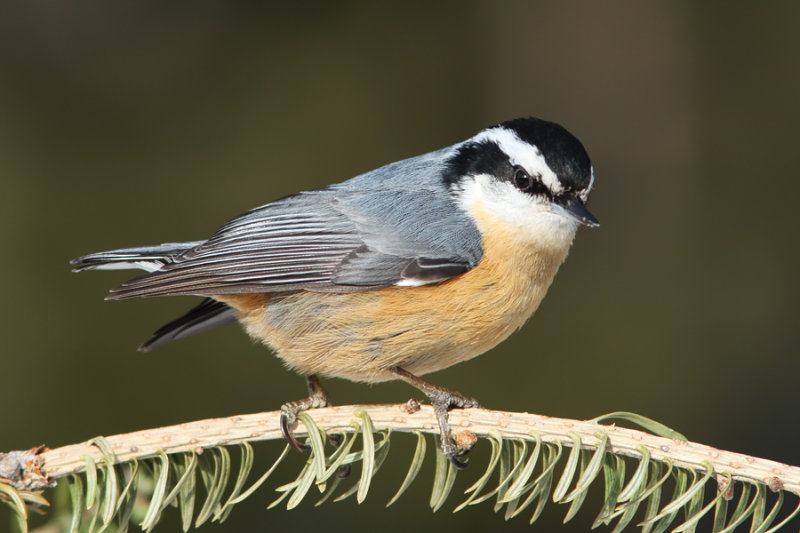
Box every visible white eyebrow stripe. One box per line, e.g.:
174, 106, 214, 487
472, 127, 564, 194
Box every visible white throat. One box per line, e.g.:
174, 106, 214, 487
455, 174, 579, 248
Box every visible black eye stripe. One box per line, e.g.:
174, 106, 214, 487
442, 141, 510, 188
499, 118, 593, 193
443, 137, 583, 203
443, 118, 592, 200
511, 165, 550, 197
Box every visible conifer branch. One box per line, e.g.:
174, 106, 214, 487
4, 404, 797, 493
3, 405, 800, 533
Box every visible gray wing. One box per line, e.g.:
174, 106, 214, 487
108, 188, 483, 299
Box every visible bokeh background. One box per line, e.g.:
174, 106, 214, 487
2, 2, 799, 532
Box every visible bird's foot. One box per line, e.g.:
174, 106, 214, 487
391, 366, 481, 469
430, 388, 481, 469
279, 375, 330, 451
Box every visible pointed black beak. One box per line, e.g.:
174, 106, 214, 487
558, 194, 599, 227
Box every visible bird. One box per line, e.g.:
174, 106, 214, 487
71, 117, 598, 467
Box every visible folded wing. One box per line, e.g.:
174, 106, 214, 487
102, 188, 483, 299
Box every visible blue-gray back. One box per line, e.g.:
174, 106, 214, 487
108, 146, 483, 299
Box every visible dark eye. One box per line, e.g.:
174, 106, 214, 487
513, 167, 533, 191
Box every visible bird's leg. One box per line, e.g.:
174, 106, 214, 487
280, 375, 330, 451
390, 366, 481, 468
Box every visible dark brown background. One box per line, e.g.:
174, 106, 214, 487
2, 2, 799, 532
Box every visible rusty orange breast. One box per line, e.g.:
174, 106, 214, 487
214, 199, 576, 383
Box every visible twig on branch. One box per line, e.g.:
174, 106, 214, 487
4, 404, 798, 493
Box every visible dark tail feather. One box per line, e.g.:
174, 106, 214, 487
139, 298, 237, 352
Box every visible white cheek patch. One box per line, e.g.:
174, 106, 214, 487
455, 175, 579, 244
472, 127, 563, 195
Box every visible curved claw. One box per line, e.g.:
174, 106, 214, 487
327, 432, 352, 478
327, 432, 343, 448
279, 411, 309, 452
442, 441, 471, 470
390, 366, 481, 470
280, 375, 330, 452
448, 453, 469, 470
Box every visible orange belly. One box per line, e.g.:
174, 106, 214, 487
214, 207, 574, 383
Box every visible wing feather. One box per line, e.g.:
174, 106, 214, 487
139, 298, 236, 352
108, 172, 483, 299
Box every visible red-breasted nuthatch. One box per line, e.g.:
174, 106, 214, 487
72, 117, 598, 466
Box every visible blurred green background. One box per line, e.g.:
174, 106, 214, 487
2, 2, 799, 532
